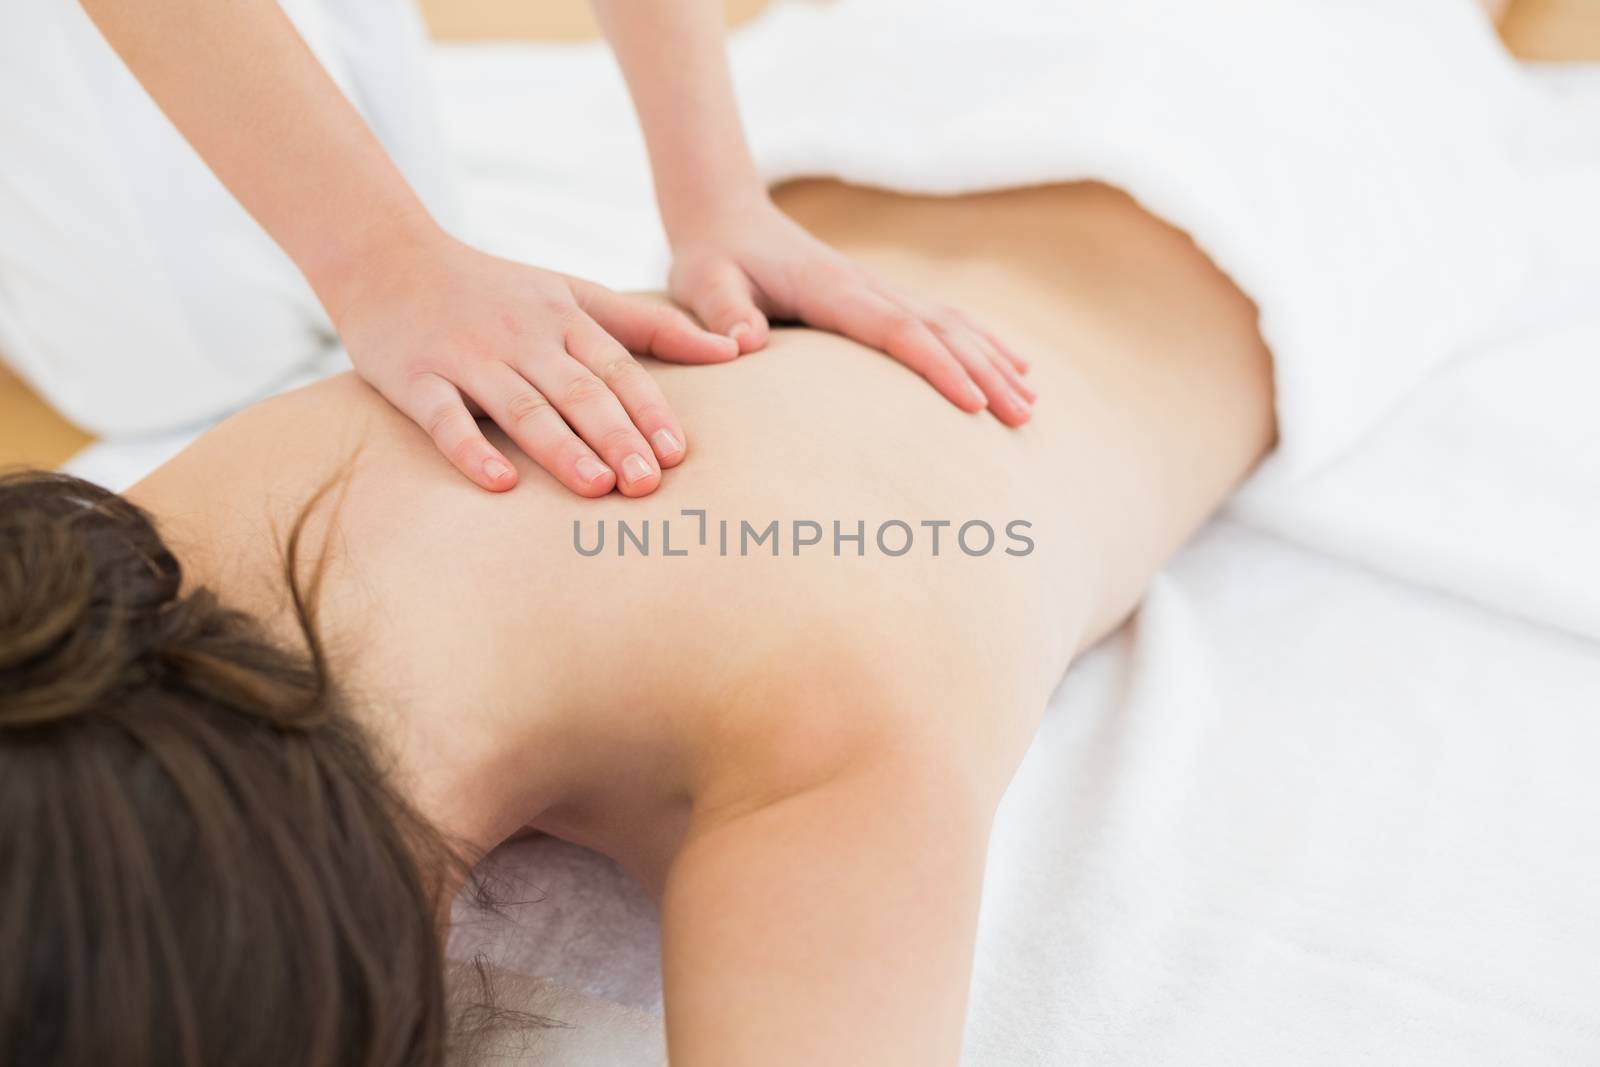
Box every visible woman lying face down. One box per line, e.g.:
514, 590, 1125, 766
0, 472, 457, 1065
0, 181, 1275, 1065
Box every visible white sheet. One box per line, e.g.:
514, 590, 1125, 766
61, 2, 1600, 1062
447, 518, 1600, 1066
0, 0, 456, 436
433, 3, 1600, 1061
434, 0, 1600, 637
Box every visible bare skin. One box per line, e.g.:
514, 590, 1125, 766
127, 180, 1274, 1065
76, 0, 1024, 494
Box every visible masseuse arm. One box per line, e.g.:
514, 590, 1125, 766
76, 0, 736, 496
590, 0, 1036, 426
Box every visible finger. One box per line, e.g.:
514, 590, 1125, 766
987, 329, 1030, 374
932, 320, 1033, 427
977, 329, 1036, 403
518, 330, 661, 497
463, 362, 617, 497
932, 301, 1033, 400
799, 286, 987, 414
571, 280, 739, 364
995, 352, 1037, 404
681, 260, 770, 354
958, 311, 1029, 373
394, 372, 519, 492
565, 315, 688, 470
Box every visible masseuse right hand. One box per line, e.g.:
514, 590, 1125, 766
79, 0, 734, 498
326, 228, 737, 495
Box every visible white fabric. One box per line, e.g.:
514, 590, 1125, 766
431, 4, 1600, 1062
445, 519, 1600, 1067
0, 0, 450, 435
434, 0, 1600, 639
48, 0, 1600, 1062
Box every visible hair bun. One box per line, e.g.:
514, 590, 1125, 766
0, 472, 182, 728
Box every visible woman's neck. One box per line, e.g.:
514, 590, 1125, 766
119, 391, 576, 866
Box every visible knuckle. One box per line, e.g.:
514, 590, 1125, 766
599, 424, 643, 456
512, 343, 553, 371
632, 402, 673, 431
544, 307, 582, 336
505, 389, 552, 426
542, 295, 578, 319
564, 277, 594, 304
596, 353, 643, 387
884, 313, 925, 348
562, 373, 613, 407
400, 359, 440, 385
424, 402, 467, 441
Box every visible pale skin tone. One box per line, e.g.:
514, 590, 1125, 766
76, 0, 1030, 497
52, 2, 1522, 1058
128, 180, 1276, 1064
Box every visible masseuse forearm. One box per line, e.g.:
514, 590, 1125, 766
76, 0, 438, 321
590, 0, 766, 240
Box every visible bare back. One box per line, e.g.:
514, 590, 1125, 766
128, 181, 1274, 866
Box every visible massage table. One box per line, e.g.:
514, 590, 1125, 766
24, 1, 1600, 1062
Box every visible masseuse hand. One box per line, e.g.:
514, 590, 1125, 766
596, 0, 1031, 424
668, 193, 1036, 426
330, 231, 738, 495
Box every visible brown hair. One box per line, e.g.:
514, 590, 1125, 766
0, 469, 457, 1066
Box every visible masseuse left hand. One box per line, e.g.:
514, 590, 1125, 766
666, 193, 1035, 426
592, 0, 1033, 429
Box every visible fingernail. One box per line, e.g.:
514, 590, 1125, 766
621, 453, 654, 485
728, 323, 749, 341
966, 381, 987, 408
651, 428, 683, 457
576, 455, 611, 485
485, 458, 513, 483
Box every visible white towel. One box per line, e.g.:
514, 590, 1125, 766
433, 4, 1600, 1062
54, 4, 1600, 1060
437, 0, 1600, 638
764, 0, 1600, 640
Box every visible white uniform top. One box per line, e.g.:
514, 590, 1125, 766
0, 0, 456, 435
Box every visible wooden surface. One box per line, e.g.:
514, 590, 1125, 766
419, 0, 771, 41
1502, 0, 1600, 58
2, 0, 1596, 470
0, 364, 91, 471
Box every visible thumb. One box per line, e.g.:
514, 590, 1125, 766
568, 279, 736, 363
679, 261, 770, 354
